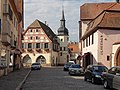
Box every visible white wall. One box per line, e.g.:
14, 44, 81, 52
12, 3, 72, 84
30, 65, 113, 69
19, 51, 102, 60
82, 29, 120, 68
82, 31, 99, 64
58, 35, 69, 64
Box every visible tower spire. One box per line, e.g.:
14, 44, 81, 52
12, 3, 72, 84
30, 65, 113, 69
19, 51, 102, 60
61, 5, 65, 20
57, 6, 68, 36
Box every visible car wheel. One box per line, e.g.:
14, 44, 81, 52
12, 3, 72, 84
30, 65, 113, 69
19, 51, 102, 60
69, 72, 71, 75
84, 76, 87, 81
91, 77, 95, 84
104, 80, 109, 89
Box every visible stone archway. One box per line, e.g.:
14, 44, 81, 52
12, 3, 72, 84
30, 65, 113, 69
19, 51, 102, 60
115, 47, 120, 66
36, 55, 46, 64
23, 55, 32, 67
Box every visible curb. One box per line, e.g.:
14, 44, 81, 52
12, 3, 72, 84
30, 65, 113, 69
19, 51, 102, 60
15, 70, 31, 90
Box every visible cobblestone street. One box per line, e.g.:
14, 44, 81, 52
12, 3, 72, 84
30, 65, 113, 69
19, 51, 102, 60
0, 68, 30, 90
22, 67, 106, 90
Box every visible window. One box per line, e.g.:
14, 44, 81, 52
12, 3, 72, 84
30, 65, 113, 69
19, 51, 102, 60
36, 43, 40, 48
60, 52, 62, 56
83, 40, 85, 48
22, 43, 24, 48
30, 29, 32, 32
60, 47, 62, 51
89, 36, 90, 46
64, 47, 66, 51
108, 67, 117, 75
71, 48, 73, 51
44, 43, 48, 48
30, 37, 32, 40
92, 34, 94, 44
107, 56, 110, 61
28, 43, 32, 48
67, 37, 69, 41
36, 36, 38, 40
61, 39, 63, 42
8, 5, 13, 20
36, 29, 38, 32
86, 38, 88, 47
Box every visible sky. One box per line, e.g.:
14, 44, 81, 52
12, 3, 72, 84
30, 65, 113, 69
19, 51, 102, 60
24, 0, 115, 42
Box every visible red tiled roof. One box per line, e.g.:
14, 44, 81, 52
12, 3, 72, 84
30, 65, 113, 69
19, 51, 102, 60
81, 11, 120, 39
80, 2, 120, 20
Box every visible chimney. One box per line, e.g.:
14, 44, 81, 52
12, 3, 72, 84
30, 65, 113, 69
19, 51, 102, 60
45, 21, 47, 25
45, 21, 48, 26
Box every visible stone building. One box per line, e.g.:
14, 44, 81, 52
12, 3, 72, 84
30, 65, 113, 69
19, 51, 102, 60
0, 0, 24, 76
22, 19, 59, 67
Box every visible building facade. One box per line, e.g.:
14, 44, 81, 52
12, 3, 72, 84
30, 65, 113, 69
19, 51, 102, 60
0, 0, 23, 76
68, 42, 79, 64
80, 2, 120, 69
57, 9, 69, 65
22, 19, 59, 67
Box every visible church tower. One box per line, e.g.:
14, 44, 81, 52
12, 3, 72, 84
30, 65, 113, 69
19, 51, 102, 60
57, 7, 69, 65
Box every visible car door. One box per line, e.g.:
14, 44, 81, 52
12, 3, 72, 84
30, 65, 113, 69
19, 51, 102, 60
113, 67, 120, 89
106, 67, 116, 88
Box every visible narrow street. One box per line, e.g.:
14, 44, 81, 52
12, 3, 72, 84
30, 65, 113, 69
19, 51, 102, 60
22, 67, 105, 90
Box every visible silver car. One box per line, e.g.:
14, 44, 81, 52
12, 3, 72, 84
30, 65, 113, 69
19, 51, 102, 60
68, 64, 84, 75
31, 62, 41, 70
103, 66, 120, 89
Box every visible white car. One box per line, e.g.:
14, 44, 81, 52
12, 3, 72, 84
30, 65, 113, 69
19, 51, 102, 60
68, 64, 84, 75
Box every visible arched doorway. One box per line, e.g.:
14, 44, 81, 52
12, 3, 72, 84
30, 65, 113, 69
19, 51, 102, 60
115, 47, 120, 66
23, 55, 32, 67
36, 55, 46, 64
83, 52, 93, 69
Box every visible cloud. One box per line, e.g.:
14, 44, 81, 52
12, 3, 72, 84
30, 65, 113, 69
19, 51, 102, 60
24, 0, 115, 41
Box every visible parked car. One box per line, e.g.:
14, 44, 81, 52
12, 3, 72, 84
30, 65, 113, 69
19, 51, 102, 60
103, 66, 120, 89
31, 62, 41, 70
84, 65, 108, 84
63, 62, 74, 71
68, 64, 84, 76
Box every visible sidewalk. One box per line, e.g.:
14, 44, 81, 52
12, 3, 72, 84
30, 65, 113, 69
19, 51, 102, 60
0, 68, 30, 90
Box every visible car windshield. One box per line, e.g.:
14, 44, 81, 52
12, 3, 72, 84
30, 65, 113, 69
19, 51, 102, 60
71, 64, 81, 68
65, 62, 73, 66
93, 66, 108, 72
32, 63, 40, 65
